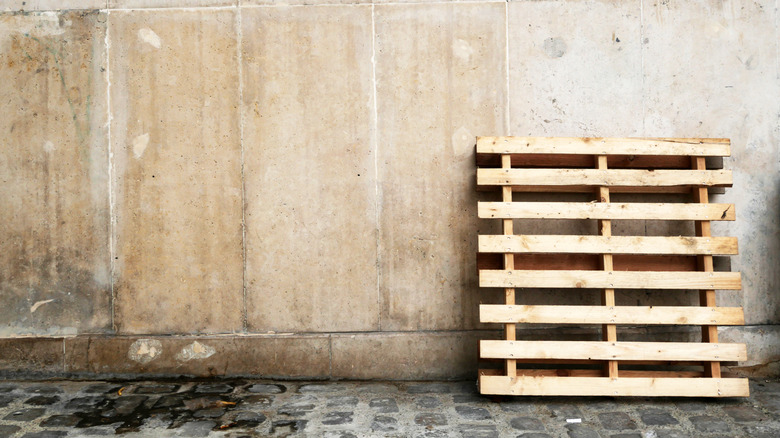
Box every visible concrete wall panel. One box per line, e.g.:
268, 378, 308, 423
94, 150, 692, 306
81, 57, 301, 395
111, 9, 244, 334
243, 6, 379, 332
375, 3, 507, 331
0, 11, 111, 336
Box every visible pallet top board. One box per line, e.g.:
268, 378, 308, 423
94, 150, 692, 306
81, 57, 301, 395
477, 137, 731, 156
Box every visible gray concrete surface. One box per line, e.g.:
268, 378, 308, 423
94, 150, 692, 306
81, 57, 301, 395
0, 378, 778, 437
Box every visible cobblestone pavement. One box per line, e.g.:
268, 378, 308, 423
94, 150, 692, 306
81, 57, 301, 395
0, 378, 777, 437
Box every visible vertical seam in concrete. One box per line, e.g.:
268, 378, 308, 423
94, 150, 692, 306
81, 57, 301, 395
639, 0, 646, 135
504, 0, 510, 134
371, 3, 382, 331
775, 0, 779, 83
328, 334, 333, 378
237, 1, 248, 333
105, 8, 115, 332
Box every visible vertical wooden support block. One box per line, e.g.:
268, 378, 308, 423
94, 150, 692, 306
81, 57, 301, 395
692, 156, 721, 378
502, 154, 516, 377
596, 155, 618, 379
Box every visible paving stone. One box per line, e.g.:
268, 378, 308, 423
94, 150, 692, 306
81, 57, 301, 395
24, 395, 60, 406
598, 412, 637, 430
278, 399, 316, 416
510, 416, 545, 431
407, 383, 451, 394
610, 434, 641, 438
372, 415, 398, 432
743, 424, 780, 438
358, 383, 400, 393
454, 393, 484, 403
566, 424, 600, 438
322, 411, 353, 425
134, 384, 179, 394
194, 383, 234, 394
65, 396, 109, 410
233, 410, 266, 427
83, 384, 122, 394
675, 400, 707, 412
152, 394, 185, 409
460, 424, 498, 438
176, 420, 215, 437
0, 385, 16, 393
415, 412, 447, 427
4, 408, 46, 421
0, 425, 21, 438
112, 395, 148, 414
548, 403, 584, 419
722, 405, 769, 422
26, 386, 62, 394
20, 432, 68, 438
415, 431, 450, 438
246, 383, 286, 394
0, 396, 13, 408
40, 414, 82, 427
271, 419, 307, 434
299, 384, 343, 393
327, 396, 358, 407
369, 397, 399, 413
243, 395, 273, 406
416, 396, 442, 408
516, 434, 552, 438
689, 415, 731, 433
322, 432, 357, 438
193, 407, 225, 418
639, 408, 679, 426
455, 405, 491, 420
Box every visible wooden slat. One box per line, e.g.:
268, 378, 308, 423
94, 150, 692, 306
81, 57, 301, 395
478, 368, 740, 378
501, 154, 517, 378
478, 168, 732, 188
480, 340, 747, 362
478, 375, 749, 397
476, 137, 731, 157
479, 235, 738, 256
478, 202, 735, 220
480, 269, 742, 290
479, 305, 745, 325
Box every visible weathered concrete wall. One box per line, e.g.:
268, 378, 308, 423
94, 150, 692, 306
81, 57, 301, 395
0, 0, 778, 379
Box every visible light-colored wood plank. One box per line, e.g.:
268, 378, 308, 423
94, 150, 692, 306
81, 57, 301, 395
476, 136, 731, 157
479, 305, 745, 325
478, 368, 739, 378
478, 202, 735, 220
501, 154, 516, 378
478, 375, 749, 397
478, 168, 732, 188
480, 340, 747, 362
595, 155, 618, 379
479, 269, 742, 290
478, 235, 739, 255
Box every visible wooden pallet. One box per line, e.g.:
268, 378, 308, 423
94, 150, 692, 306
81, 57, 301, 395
475, 137, 749, 397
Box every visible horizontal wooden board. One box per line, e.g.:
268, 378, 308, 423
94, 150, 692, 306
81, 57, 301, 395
477, 253, 708, 272
478, 168, 732, 188
479, 375, 749, 397
478, 202, 735, 221
480, 340, 747, 361
479, 305, 745, 325
476, 137, 731, 157
478, 368, 740, 378
480, 269, 742, 290
479, 235, 738, 256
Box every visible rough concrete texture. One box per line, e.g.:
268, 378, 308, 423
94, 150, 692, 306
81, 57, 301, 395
0, 0, 779, 379
375, 2, 507, 331
0, 379, 778, 437
110, 9, 244, 334
0, 11, 111, 336
242, 6, 379, 333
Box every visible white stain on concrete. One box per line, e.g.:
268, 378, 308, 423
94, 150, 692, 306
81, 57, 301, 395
138, 28, 162, 49
30, 299, 54, 313
175, 341, 216, 362
128, 339, 162, 365
43, 140, 55, 153
452, 39, 474, 62
132, 133, 150, 159
451, 126, 473, 158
